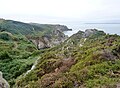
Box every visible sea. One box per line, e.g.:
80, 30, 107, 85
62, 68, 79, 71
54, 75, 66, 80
64, 23, 120, 36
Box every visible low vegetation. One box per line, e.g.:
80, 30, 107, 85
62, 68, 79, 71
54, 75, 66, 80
0, 19, 120, 88
15, 31, 120, 88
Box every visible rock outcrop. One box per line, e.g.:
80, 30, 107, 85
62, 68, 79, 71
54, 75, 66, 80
68, 29, 105, 40
63, 29, 106, 52
83, 29, 98, 37
29, 29, 68, 49
83, 29, 106, 38
0, 72, 10, 88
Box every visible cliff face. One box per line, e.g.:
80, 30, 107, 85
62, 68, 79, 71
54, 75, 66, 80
29, 28, 68, 49
27, 23, 71, 49
0, 72, 10, 88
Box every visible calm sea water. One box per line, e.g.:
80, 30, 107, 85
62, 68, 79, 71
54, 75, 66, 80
64, 24, 120, 36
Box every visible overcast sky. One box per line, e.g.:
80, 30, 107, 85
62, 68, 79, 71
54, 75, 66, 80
0, 0, 120, 24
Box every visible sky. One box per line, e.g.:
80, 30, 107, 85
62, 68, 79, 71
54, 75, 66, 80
0, 0, 120, 23
0, 0, 120, 32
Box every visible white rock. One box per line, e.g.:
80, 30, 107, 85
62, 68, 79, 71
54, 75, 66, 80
0, 71, 10, 88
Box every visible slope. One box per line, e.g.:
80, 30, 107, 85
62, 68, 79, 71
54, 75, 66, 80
15, 29, 120, 88
0, 19, 71, 87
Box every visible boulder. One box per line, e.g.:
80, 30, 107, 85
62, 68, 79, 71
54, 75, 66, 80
83, 29, 98, 37
0, 71, 10, 88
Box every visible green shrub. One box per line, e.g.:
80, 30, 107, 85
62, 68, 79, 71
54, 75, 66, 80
0, 32, 12, 40
0, 51, 12, 61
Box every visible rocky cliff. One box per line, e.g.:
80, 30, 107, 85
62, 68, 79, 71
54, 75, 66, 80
0, 19, 71, 49
64, 29, 106, 49
28, 28, 68, 49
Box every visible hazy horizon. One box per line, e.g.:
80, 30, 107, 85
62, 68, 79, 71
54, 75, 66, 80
0, 0, 120, 35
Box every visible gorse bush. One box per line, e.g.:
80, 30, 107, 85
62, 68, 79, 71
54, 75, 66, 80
0, 51, 12, 61
0, 32, 12, 40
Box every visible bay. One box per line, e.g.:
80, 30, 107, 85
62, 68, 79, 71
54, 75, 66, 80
64, 23, 120, 36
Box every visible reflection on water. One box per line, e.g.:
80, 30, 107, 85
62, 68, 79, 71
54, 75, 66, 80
64, 24, 120, 36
